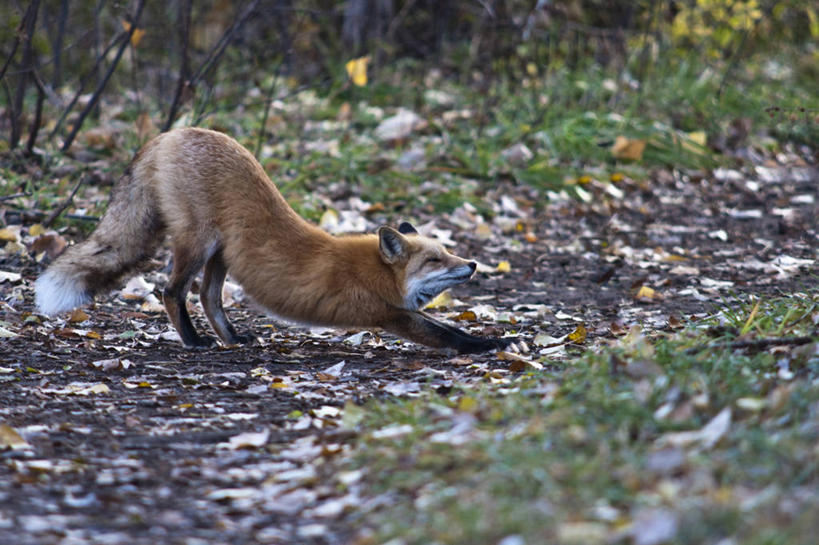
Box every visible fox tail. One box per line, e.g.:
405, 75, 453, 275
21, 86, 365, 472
35, 167, 163, 315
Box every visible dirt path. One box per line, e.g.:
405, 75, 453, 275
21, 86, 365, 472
1, 156, 816, 544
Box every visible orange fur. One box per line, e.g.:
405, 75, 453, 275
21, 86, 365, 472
36, 128, 509, 353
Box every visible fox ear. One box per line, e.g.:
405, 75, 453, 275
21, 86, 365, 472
398, 221, 418, 235
378, 226, 409, 264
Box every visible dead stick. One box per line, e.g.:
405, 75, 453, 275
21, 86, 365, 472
0, 192, 30, 202
61, 0, 146, 152
685, 335, 817, 355
42, 176, 84, 227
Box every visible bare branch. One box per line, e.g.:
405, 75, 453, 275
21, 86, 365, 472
61, 0, 146, 152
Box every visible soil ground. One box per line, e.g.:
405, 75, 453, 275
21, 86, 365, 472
1, 155, 816, 544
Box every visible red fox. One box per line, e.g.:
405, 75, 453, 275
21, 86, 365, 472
35, 128, 510, 353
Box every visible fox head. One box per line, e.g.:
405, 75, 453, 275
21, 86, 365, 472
378, 222, 477, 310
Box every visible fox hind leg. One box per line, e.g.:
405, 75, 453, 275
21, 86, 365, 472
163, 244, 214, 348
200, 250, 251, 345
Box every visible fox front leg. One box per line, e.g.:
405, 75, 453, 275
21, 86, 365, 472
387, 310, 512, 354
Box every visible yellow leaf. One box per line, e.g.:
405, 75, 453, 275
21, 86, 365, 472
568, 323, 587, 344
29, 224, 45, 237
635, 285, 656, 300
0, 227, 19, 243
526, 62, 538, 76
345, 56, 370, 87
425, 291, 452, 309
458, 396, 478, 413
610, 172, 624, 183
453, 310, 477, 322
496, 260, 511, 273
85, 330, 102, 340
121, 20, 146, 47
687, 130, 707, 147
611, 136, 646, 161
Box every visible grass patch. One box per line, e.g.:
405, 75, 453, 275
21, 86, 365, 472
4, 47, 815, 228
339, 292, 819, 544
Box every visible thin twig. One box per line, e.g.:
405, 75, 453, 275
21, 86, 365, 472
685, 335, 817, 355
50, 32, 127, 140
162, 0, 192, 132
10, 0, 41, 150
189, 0, 260, 85
3, 209, 99, 223
61, 0, 146, 152
25, 68, 46, 154
254, 59, 283, 158
42, 175, 85, 228
0, 1, 36, 81
0, 192, 31, 202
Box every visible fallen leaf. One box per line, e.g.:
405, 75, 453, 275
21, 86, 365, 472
0, 423, 30, 450
68, 309, 89, 323
30, 232, 68, 259
319, 209, 339, 231
629, 508, 679, 545
736, 397, 767, 412
497, 350, 543, 370
496, 260, 511, 273
635, 285, 657, 301
371, 424, 413, 439
658, 407, 731, 449
453, 310, 477, 322
567, 323, 587, 343
500, 142, 533, 166
0, 270, 22, 283
374, 109, 425, 141
611, 136, 646, 161
425, 291, 452, 309
533, 332, 567, 347
121, 20, 146, 47
345, 55, 370, 87
219, 429, 270, 450
0, 227, 20, 243
120, 276, 155, 300
556, 522, 607, 545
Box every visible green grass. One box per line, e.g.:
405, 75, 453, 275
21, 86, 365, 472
4, 46, 815, 227
338, 292, 819, 544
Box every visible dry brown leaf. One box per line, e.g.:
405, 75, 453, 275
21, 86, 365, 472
68, 309, 89, 323
30, 232, 68, 259
611, 136, 646, 161
0, 423, 30, 450
497, 351, 543, 370
121, 20, 146, 47
453, 310, 477, 322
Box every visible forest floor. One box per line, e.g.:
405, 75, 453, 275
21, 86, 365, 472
1, 144, 816, 544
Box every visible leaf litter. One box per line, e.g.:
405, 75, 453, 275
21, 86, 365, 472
1, 107, 817, 545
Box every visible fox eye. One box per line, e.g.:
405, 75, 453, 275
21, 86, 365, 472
425, 257, 442, 264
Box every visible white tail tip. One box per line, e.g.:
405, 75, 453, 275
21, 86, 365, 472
35, 270, 90, 315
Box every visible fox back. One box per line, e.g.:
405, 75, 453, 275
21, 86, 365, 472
36, 128, 510, 353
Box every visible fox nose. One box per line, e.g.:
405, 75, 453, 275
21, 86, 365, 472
468, 261, 477, 272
